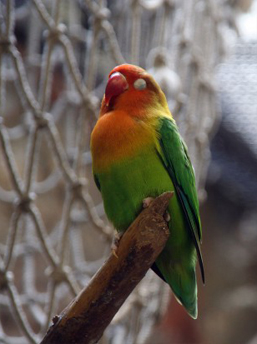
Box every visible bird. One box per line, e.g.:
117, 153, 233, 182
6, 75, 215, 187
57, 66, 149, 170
90, 64, 204, 319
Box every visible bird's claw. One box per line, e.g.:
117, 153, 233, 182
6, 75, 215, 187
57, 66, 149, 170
164, 210, 171, 222
111, 247, 119, 259
111, 232, 123, 258
143, 197, 154, 208
143, 196, 171, 222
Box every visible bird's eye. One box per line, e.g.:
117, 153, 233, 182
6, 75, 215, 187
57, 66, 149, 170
133, 78, 147, 90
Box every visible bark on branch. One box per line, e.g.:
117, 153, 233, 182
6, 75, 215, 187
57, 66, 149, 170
40, 191, 173, 344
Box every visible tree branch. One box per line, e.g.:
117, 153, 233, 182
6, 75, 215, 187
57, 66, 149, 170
40, 191, 173, 344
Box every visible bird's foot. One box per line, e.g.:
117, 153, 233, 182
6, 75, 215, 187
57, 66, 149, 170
143, 196, 171, 222
111, 232, 123, 258
164, 211, 171, 222
143, 197, 154, 208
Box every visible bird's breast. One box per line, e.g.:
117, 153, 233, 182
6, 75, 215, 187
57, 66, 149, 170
96, 148, 173, 231
91, 110, 157, 172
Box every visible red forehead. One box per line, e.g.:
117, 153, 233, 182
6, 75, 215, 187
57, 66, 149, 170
109, 64, 146, 80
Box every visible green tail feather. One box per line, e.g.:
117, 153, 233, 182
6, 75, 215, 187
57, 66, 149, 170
154, 256, 198, 319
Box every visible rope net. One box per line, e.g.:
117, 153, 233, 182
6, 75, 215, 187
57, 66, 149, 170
0, 1, 234, 343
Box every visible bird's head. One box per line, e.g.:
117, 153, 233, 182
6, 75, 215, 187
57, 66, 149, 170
100, 64, 169, 117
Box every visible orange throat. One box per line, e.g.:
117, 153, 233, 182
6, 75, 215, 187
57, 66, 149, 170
91, 110, 156, 172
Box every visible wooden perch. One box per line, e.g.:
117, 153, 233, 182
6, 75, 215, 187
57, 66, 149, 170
40, 191, 173, 344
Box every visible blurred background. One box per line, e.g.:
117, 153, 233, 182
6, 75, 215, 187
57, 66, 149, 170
0, 0, 256, 343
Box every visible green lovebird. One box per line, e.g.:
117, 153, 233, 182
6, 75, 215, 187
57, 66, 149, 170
90, 64, 204, 319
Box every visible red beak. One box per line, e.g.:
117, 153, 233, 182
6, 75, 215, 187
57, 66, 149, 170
105, 72, 128, 106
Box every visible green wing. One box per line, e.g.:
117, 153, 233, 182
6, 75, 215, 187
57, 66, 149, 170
157, 117, 205, 283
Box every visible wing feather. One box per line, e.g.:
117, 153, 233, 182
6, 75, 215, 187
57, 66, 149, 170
157, 117, 205, 283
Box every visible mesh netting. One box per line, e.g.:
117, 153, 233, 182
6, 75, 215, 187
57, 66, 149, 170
0, 1, 234, 343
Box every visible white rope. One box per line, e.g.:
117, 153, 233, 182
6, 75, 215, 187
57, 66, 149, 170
0, 0, 234, 342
